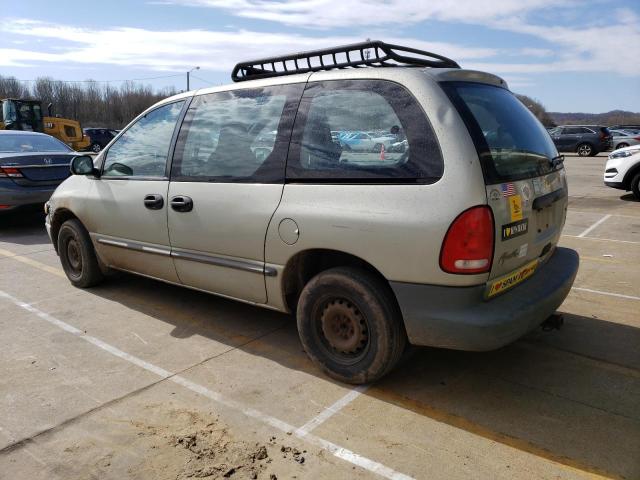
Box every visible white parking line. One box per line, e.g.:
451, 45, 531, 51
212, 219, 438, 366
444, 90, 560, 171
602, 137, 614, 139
562, 235, 640, 245
0, 289, 413, 480
569, 210, 639, 219
576, 214, 612, 238
295, 385, 368, 437
572, 287, 640, 302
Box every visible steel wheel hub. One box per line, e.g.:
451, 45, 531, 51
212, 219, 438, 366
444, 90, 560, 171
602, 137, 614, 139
320, 299, 368, 355
67, 239, 82, 273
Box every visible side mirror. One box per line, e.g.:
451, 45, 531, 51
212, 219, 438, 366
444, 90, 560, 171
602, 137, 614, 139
70, 155, 99, 177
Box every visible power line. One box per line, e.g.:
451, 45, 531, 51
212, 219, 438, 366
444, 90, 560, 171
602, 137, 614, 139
190, 73, 216, 85
15, 73, 185, 84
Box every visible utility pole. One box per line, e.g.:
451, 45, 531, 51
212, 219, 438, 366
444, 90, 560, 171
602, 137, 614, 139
187, 66, 200, 91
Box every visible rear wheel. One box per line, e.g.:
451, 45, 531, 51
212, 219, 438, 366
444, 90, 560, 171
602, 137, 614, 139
58, 219, 104, 288
631, 173, 640, 200
577, 143, 593, 157
296, 267, 406, 384
91, 143, 102, 153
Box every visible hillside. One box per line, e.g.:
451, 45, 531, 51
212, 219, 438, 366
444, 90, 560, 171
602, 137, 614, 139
549, 110, 640, 126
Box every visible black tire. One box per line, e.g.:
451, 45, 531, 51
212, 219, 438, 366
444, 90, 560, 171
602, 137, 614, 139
91, 143, 102, 153
372, 143, 383, 153
616, 142, 629, 150
631, 173, 640, 200
296, 267, 406, 384
58, 219, 104, 288
577, 143, 593, 157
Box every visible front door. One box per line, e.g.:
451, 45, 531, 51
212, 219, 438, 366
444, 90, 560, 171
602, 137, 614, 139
167, 83, 304, 303
85, 100, 187, 282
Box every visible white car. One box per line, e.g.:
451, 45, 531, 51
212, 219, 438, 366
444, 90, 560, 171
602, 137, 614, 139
340, 131, 395, 152
604, 145, 640, 199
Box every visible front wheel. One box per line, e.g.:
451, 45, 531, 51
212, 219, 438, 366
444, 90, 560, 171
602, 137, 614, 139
296, 267, 406, 384
577, 143, 593, 157
616, 142, 629, 150
91, 143, 102, 153
58, 219, 105, 288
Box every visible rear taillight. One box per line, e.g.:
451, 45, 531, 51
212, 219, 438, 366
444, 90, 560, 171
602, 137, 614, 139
0, 167, 23, 178
440, 206, 494, 274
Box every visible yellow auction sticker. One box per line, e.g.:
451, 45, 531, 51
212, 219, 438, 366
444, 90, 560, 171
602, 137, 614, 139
508, 194, 523, 221
486, 259, 539, 298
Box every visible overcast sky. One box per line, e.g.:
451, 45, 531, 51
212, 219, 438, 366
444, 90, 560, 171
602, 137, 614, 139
1, 0, 639, 112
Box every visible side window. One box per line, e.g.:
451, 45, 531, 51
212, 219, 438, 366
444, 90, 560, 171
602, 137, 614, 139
563, 127, 580, 135
172, 84, 303, 183
103, 101, 185, 177
580, 127, 594, 134
287, 80, 443, 182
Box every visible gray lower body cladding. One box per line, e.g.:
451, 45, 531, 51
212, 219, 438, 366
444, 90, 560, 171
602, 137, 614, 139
391, 247, 579, 351
604, 180, 626, 190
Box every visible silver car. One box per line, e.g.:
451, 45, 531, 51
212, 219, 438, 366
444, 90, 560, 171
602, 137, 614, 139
610, 129, 640, 150
45, 41, 579, 384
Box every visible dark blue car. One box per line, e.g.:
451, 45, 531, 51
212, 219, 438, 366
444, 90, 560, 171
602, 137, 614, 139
0, 131, 78, 214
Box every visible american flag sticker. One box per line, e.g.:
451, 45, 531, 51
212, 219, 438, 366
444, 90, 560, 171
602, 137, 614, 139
501, 183, 516, 197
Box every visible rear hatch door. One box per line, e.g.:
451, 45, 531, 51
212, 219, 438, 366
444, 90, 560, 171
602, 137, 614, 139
441, 81, 568, 295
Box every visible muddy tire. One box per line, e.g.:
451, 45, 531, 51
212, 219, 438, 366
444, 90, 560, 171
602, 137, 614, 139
58, 219, 104, 288
631, 173, 640, 200
296, 267, 406, 384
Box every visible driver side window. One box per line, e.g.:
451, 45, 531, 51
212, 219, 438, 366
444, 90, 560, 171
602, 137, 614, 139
103, 101, 185, 177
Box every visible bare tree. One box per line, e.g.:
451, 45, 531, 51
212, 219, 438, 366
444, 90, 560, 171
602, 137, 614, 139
0, 75, 177, 128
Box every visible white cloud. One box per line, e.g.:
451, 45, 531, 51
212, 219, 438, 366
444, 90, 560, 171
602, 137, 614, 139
166, 0, 565, 28
154, 0, 640, 77
0, 19, 497, 73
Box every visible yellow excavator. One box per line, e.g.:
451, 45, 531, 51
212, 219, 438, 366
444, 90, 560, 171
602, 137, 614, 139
0, 98, 90, 151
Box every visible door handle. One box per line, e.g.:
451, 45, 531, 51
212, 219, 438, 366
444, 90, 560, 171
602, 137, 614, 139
143, 194, 164, 210
170, 195, 193, 212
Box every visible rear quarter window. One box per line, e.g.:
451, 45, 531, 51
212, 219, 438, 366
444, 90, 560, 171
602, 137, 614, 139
286, 80, 443, 183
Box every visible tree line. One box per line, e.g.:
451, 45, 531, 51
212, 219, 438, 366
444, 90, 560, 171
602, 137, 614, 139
0, 75, 177, 129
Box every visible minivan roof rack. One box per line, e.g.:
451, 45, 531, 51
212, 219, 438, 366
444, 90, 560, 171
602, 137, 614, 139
231, 40, 460, 82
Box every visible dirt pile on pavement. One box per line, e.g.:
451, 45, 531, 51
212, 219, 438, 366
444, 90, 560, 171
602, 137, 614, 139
128, 406, 307, 479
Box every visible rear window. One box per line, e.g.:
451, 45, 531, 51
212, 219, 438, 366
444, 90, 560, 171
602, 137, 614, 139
442, 82, 559, 183
0, 134, 71, 153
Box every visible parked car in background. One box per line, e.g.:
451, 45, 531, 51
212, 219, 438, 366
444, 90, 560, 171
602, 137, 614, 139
549, 125, 612, 156
83, 128, 118, 153
610, 129, 640, 150
339, 131, 395, 152
0, 131, 77, 213
45, 41, 578, 384
610, 124, 640, 131
604, 145, 640, 199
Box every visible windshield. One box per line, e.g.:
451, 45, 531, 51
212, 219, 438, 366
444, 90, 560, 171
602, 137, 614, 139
442, 82, 559, 183
0, 134, 72, 153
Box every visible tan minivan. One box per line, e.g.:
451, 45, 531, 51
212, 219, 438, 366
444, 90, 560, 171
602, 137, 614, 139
46, 42, 579, 384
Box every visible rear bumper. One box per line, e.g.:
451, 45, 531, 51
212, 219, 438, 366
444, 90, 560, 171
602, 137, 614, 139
391, 247, 579, 351
0, 181, 56, 211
